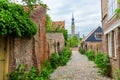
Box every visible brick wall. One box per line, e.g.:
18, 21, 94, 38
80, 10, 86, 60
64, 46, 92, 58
85, 42, 102, 54
101, 0, 120, 77
9, 6, 47, 72
108, 28, 120, 77
46, 33, 65, 58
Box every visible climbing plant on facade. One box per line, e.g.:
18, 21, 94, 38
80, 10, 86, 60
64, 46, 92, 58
115, 0, 120, 17
0, 0, 37, 37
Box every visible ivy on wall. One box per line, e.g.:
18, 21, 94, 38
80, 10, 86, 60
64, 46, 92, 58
115, 0, 120, 17
0, 0, 37, 38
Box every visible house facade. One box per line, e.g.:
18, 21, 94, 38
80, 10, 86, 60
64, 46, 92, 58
101, 0, 120, 77
82, 26, 102, 53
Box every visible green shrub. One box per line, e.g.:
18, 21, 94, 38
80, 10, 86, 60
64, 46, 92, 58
50, 52, 59, 69
8, 47, 72, 80
8, 62, 53, 80
38, 67, 50, 80
7, 64, 28, 80
86, 50, 95, 61
59, 47, 72, 66
37, 60, 54, 80
112, 69, 120, 80
94, 53, 111, 76
50, 47, 72, 67
79, 47, 86, 55
28, 67, 39, 80
42, 59, 53, 73
8, 64, 40, 80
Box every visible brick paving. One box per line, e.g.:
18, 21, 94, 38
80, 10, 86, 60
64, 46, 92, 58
50, 50, 112, 80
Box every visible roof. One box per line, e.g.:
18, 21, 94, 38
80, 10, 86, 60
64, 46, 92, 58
52, 21, 65, 30
84, 26, 102, 42
47, 33, 64, 41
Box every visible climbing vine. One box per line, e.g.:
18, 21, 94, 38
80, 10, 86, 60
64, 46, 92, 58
115, 0, 120, 17
0, 0, 37, 37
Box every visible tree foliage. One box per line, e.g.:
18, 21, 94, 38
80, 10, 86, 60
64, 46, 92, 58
46, 14, 52, 32
0, 0, 37, 37
68, 36, 79, 47
22, 0, 49, 14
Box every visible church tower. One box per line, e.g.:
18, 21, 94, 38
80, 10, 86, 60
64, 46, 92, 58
71, 13, 75, 36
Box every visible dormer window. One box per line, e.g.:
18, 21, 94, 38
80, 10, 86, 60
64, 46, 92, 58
95, 33, 102, 40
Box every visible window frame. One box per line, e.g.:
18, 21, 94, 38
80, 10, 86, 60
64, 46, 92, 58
114, 31, 117, 58
108, 0, 117, 19
94, 33, 102, 40
108, 33, 112, 57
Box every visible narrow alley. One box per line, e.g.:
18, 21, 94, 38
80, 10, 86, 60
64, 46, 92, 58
50, 49, 111, 80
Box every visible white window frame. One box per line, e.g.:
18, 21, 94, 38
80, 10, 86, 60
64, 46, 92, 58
108, 33, 112, 57
108, 0, 117, 19
114, 31, 117, 58
95, 33, 102, 40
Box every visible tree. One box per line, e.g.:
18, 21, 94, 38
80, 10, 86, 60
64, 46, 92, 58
22, 0, 48, 14
68, 36, 79, 47
46, 14, 52, 32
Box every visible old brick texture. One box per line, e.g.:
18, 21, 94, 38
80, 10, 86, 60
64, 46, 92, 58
101, 0, 120, 77
46, 33, 65, 59
8, 6, 47, 72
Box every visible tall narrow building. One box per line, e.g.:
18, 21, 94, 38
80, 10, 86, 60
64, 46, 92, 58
71, 13, 75, 36
68, 14, 80, 38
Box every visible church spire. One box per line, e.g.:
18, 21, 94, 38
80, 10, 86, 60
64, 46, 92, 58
72, 13, 75, 25
71, 13, 75, 36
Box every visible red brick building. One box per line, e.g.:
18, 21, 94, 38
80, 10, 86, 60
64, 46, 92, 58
101, 0, 120, 77
52, 21, 65, 30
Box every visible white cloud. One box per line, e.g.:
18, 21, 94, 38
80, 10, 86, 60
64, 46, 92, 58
43, 0, 101, 36
18, 0, 101, 36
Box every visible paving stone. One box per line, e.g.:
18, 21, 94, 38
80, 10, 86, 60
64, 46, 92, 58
50, 50, 112, 80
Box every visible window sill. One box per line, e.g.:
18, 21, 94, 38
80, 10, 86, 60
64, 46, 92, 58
112, 57, 117, 61
107, 14, 116, 23
109, 57, 117, 61
109, 56, 112, 59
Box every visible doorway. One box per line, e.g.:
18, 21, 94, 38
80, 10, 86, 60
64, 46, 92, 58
0, 37, 7, 80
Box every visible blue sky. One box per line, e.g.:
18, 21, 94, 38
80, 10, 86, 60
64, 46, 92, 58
43, 0, 101, 37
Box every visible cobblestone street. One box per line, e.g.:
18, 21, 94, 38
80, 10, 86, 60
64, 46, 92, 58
50, 49, 111, 80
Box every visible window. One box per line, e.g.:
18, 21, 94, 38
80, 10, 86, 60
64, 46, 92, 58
114, 31, 117, 58
108, 0, 117, 19
108, 33, 112, 57
95, 33, 102, 40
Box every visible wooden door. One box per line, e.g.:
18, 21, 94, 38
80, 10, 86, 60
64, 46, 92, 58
0, 37, 6, 80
